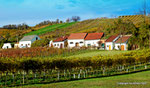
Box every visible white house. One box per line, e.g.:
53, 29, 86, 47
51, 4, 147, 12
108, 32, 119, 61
2, 43, 12, 49
51, 36, 68, 48
68, 33, 87, 48
114, 35, 131, 50
19, 35, 40, 48
84, 33, 104, 47
105, 35, 120, 50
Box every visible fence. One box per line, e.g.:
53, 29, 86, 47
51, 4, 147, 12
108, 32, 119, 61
0, 62, 150, 87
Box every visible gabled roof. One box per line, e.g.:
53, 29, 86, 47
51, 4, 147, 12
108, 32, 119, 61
53, 36, 68, 42
68, 33, 87, 39
115, 36, 131, 43
105, 35, 119, 42
20, 35, 38, 41
85, 33, 104, 40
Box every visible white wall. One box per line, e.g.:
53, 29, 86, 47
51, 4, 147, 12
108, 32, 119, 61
68, 39, 85, 48
19, 35, 40, 48
115, 43, 127, 50
2, 43, 12, 49
105, 42, 113, 50
53, 41, 65, 48
85, 39, 100, 47
19, 41, 32, 48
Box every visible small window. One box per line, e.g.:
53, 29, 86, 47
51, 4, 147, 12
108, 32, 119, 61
57, 44, 59, 46
54, 44, 56, 46
21, 44, 23, 46
36, 37, 38, 40
70, 42, 73, 44
80, 41, 83, 44
28, 43, 30, 46
107, 45, 109, 47
88, 44, 91, 46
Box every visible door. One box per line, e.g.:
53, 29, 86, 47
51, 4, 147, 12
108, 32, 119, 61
121, 45, 125, 51
75, 43, 79, 47
109, 45, 111, 50
60, 43, 63, 48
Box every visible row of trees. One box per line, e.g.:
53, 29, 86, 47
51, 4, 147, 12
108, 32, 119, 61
35, 19, 64, 27
3, 23, 29, 30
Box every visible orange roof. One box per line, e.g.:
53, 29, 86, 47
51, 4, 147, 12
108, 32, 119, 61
115, 36, 131, 43
85, 33, 104, 40
105, 35, 119, 42
53, 36, 68, 42
68, 33, 87, 39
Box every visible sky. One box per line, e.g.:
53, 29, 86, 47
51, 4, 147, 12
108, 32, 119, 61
0, 0, 149, 27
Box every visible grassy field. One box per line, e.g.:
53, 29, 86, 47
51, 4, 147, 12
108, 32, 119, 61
21, 70, 150, 88
24, 22, 77, 36
68, 50, 130, 58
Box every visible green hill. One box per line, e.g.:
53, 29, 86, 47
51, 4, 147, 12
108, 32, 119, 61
24, 22, 77, 36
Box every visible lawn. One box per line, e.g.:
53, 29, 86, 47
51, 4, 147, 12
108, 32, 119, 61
21, 70, 150, 88
68, 50, 130, 58
24, 22, 77, 36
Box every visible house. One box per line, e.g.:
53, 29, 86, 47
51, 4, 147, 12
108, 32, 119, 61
105, 35, 120, 50
114, 35, 131, 50
19, 35, 40, 48
51, 36, 68, 48
68, 33, 87, 48
84, 33, 104, 48
2, 43, 12, 49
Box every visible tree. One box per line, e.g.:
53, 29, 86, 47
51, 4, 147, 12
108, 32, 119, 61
66, 18, 70, 23
71, 16, 81, 22
138, 23, 150, 48
5, 33, 10, 42
31, 39, 49, 47
56, 19, 60, 24
137, 0, 150, 48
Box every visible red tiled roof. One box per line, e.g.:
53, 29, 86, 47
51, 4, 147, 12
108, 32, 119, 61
115, 36, 131, 43
53, 36, 68, 42
85, 33, 104, 40
68, 33, 87, 39
105, 35, 119, 42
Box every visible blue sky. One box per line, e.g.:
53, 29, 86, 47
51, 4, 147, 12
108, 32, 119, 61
0, 0, 149, 27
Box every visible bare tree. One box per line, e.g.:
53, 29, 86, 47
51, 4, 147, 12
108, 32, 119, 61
71, 16, 81, 22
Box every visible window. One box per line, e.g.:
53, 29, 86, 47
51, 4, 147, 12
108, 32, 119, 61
57, 44, 59, 46
80, 41, 83, 44
21, 44, 23, 46
36, 37, 38, 40
70, 42, 73, 44
28, 43, 30, 46
88, 44, 91, 46
54, 44, 56, 46
107, 45, 109, 47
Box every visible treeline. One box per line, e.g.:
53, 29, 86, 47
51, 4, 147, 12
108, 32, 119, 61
2, 23, 30, 30
35, 19, 64, 27
36, 16, 81, 27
